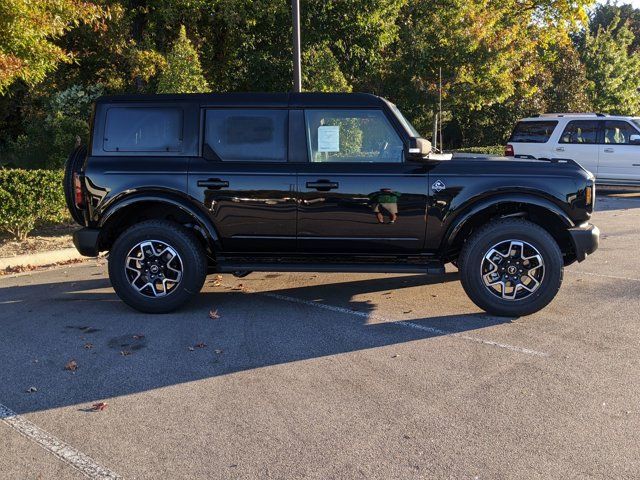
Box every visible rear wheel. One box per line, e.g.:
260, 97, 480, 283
108, 220, 207, 313
459, 218, 563, 317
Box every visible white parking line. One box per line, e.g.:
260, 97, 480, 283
260, 291, 549, 357
0, 403, 122, 480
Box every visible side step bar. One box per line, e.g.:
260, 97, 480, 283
217, 262, 446, 275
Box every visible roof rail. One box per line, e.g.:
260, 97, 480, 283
531, 112, 609, 118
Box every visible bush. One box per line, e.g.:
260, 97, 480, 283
0, 169, 67, 240
453, 146, 505, 155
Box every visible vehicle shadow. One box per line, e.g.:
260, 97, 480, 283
0, 272, 513, 415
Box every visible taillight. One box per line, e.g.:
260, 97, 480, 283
73, 173, 84, 208
504, 144, 514, 156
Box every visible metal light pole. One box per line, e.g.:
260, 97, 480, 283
292, 0, 302, 92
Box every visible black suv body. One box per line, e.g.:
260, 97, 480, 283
66, 92, 599, 316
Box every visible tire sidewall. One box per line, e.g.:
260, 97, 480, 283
460, 221, 563, 317
108, 222, 206, 313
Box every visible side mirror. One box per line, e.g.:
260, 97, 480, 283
630, 134, 640, 145
406, 137, 432, 161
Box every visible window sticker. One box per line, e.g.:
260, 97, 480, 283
318, 125, 340, 152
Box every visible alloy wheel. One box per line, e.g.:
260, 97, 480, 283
480, 239, 545, 301
124, 240, 183, 298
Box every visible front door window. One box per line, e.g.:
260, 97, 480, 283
304, 109, 404, 163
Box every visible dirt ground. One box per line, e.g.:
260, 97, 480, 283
0, 222, 76, 258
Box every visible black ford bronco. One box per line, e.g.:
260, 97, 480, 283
65, 92, 599, 316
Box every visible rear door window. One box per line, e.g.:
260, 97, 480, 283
104, 107, 183, 152
509, 121, 558, 143
559, 121, 599, 144
204, 109, 288, 162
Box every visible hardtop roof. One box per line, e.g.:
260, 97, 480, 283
95, 92, 388, 108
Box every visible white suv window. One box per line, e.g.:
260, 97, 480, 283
602, 120, 639, 145
509, 121, 558, 143
559, 120, 598, 144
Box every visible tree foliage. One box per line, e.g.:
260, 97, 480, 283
157, 25, 209, 93
2, 0, 640, 162
582, 16, 640, 115
0, 0, 103, 93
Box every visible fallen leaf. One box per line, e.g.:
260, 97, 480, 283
26, 386, 37, 393
212, 280, 222, 287
391, 354, 399, 358
232, 283, 244, 291
132, 334, 145, 340
92, 402, 108, 411
83, 343, 93, 349
403, 310, 413, 314
64, 360, 78, 371
215, 274, 223, 281
120, 350, 132, 356
195, 342, 207, 349
188, 347, 195, 352
208, 309, 220, 319
214, 349, 223, 354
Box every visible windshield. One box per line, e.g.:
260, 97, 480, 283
388, 103, 421, 138
633, 119, 640, 131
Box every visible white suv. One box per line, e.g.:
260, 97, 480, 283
505, 114, 640, 185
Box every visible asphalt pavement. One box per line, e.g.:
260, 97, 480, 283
1, 190, 639, 479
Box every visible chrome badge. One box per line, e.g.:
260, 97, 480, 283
432, 179, 446, 192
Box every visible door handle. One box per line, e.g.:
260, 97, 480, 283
603, 148, 614, 153
555, 147, 565, 152
197, 178, 229, 189
306, 180, 339, 190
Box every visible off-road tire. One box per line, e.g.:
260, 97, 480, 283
458, 218, 563, 317
108, 220, 207, 313
63, 145, 87, 225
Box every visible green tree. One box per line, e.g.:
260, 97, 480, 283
303, 43, 352, 92
5, 83, 103, 169
157, 25, 209, 93
589, 2, 640, 52
0, 0, 103, 93
583, 18, 640, 115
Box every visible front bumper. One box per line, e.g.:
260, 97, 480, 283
72, 228, 101, 257
568, 223, 600, 262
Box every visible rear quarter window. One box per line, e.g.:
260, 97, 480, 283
509, 121, 558, 143
103, 107, 184, 152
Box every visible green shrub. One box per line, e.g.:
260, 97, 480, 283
0, 169, 67, 240
453, 146, 505, 155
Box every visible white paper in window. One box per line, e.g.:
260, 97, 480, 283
318, 126, 340, 152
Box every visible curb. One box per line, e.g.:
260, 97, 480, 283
0, 248, 87, 271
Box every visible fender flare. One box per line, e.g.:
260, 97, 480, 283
98, 193, 221, 251
444, 193, 575, 248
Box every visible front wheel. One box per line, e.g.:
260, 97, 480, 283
459, 218, 563, 317
108, 220, 207, 313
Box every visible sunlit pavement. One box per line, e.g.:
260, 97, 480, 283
1, 190, 639, 479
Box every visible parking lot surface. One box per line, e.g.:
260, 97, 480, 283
1, 190, 639, 479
